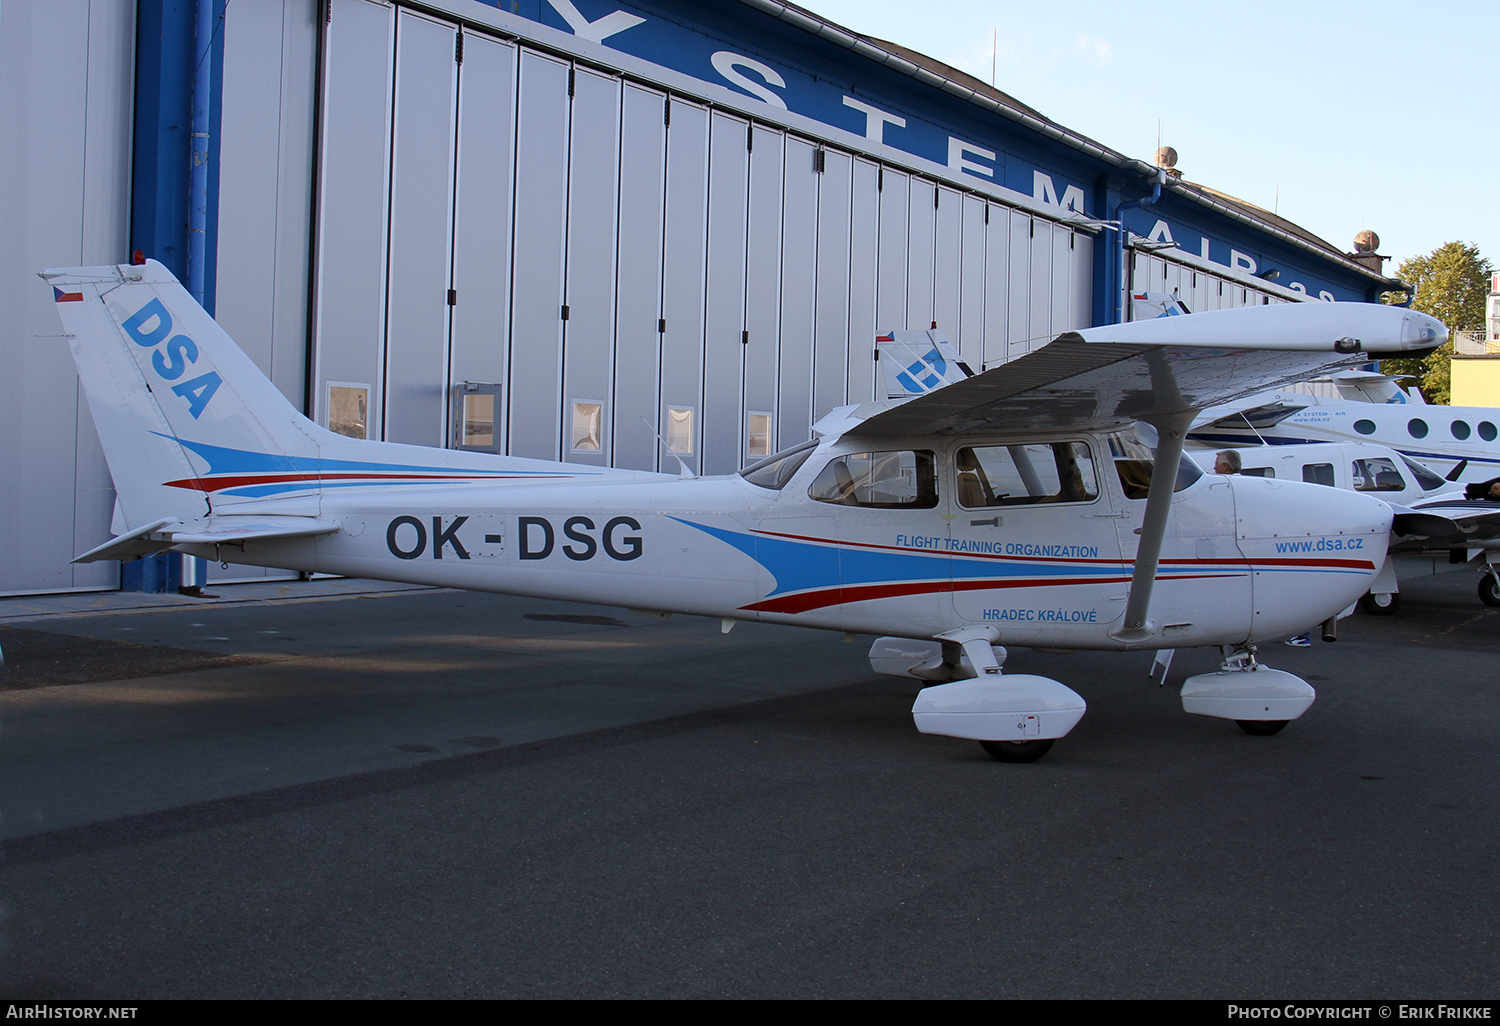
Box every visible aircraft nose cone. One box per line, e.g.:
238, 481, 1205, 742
1402, 311, 1448, 350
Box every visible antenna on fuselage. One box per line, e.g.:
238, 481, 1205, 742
640, 417, 696, 479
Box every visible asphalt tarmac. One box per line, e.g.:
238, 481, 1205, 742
0, 571, 1495, 999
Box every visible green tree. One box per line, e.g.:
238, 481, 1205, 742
1380, 241, 1492, 404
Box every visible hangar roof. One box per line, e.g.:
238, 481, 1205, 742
738, 0, 1400, 290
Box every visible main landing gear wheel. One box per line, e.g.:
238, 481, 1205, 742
1479, 575, 1500, 608
979, 738, 1055, 763
1360, 590, 1400, 615
1236, 720, 1289, 736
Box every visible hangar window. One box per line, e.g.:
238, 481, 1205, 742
571, 401, 603, 452
810, 450, 937, 509
1452, 420, 1472, 440
1480, 421, 1497, 442
1408, 418, 1429, 438
954, 442, 1099, 508
667, 407, 694, 454
454, 383, 501, 452
747, 413, 773, 458
1303, 463, 1335, 487
327, 383, 370, 440
1354, 419, 1376, 435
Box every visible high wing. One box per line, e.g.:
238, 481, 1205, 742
849, 302, 1443, 439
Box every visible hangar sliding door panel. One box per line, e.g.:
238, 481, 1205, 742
450, 32, 517, 444
846, 159, 880, 403
314, 0, 395, 435
1007, 212, 1030, 356
507, 50, 571, 460
1050, 224, 1072, 340
933, 186, 961, 338
212, 0, 319, 582
702, 112, 749, 474
875, 168, 909, 341
906, 178, 935, 332
742, 125, 784, 452
562, 67, 621, 467
659, 98, 709, 473
958, 194, 986, 363
778, 137, 818, 449
812, 148, 852, 424
1028, 218, 1053, 346
384, 10, 457, 448
612, 84, 666, 472
1070, 231, 1093, 332
982, 202, 1010, 368
216, 0, 317, 407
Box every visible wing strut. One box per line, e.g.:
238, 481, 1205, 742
1111, 407, 1195, 645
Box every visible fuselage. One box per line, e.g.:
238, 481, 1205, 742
183, 430, 1393, 651
1193, 392, 1500, 484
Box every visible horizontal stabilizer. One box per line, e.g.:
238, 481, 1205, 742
72, 518, 182, 563
74, 516, 339, 563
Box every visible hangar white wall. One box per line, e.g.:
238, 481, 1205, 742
0, 0, 136, 596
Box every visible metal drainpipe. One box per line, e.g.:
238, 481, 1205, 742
181, 0, 214, 594
1112, 168, 1166, 324
187, 0, 213, 307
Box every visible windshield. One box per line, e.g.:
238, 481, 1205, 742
1106, 426, 1202, 499
740, 440, 817, 490
1400, 455, 1446, 492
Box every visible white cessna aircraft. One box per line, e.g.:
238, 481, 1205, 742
41, 262, 1444, 761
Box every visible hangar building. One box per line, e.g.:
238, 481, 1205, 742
0, 0, 1405, 595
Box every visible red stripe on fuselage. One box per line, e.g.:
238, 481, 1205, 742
162, 471, 575, 492
740, 573, 1242, 615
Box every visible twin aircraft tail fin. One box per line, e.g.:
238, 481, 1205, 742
41, 261, 327, 529
877, 329, 973, 400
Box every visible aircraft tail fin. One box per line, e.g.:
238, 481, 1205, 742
1130, 291, 1192, 320
41, 261, 329, 530
877, 329, 973, 399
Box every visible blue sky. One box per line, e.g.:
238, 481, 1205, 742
797, 0, 1498, 276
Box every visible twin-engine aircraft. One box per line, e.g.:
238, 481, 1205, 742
42, 262, 1444, 761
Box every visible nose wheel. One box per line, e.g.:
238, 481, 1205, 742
1235, 719, 1288, 736
1479, 572, 1500, 608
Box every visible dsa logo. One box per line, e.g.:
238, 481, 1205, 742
121, 298, 221, 418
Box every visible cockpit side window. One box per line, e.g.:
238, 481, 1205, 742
1352, 457, 1405, 492
955, 442, 1099, 508
809, 450, 938, 508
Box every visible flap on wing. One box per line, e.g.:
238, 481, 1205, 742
73, 516, 339, 563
